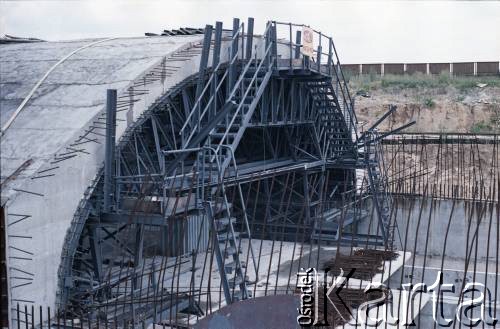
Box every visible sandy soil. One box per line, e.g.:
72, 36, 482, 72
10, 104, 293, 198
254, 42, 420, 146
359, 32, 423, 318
353, 85, 500, 133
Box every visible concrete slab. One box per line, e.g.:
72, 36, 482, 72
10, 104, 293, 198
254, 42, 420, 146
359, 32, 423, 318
339, 289, 430, 328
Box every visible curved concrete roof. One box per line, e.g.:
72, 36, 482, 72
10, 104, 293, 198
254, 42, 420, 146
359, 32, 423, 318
0, 34, 209, 313
1, 35, 202, 191
0, 31, 282, 316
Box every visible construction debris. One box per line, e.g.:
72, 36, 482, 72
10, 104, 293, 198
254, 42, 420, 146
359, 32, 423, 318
322, 249, 399, 281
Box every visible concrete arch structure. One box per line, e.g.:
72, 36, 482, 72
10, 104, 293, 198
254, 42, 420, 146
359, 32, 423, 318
1, 19, 399, 327
1, 33, 210, 318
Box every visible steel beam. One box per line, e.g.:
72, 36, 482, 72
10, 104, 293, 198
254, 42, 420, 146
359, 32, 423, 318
97, 212, 167, 226
195, 25, 213, 106
87, 227, 102, 282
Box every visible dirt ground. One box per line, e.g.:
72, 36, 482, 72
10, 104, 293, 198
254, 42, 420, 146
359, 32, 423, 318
347, 75, 500, 198
351, 81, 500, 133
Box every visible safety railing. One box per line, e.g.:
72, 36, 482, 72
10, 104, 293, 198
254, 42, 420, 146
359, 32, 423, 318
272, 21, 358, 138
211, 23, 274, 157
179, 22, 246, 147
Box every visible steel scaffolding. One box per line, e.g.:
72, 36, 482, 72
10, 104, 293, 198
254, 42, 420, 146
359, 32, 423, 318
53, 18, 417, 326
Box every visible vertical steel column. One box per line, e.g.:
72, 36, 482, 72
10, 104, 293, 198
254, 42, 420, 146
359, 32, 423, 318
303, 171, 311, 226
88, 227, 102, 282
115, 149, 122, 210
228, 18, 240, 93
328, 38, 333, 76
294, 30, 302, 59
195, 24, 213, 130
0, 207, 7, 329
316, 45, 322, 72
104, 89, 117, 212
271, 22, 278, 67
213, 22, 223, 67
211, 22, 223, 119
264, 21, 271, 68
317, 33, 322, 72
245, 17, 254, 60
289, 23, 293, 72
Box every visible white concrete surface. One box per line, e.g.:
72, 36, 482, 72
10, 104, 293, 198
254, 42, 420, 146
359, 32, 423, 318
0, 33, 295, 327
0, 35, 204, 317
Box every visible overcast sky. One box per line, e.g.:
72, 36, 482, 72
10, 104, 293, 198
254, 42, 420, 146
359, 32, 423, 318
1, 0, 499, 63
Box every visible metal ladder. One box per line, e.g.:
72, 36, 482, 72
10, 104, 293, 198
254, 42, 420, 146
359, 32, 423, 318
189, 24, 274, 304
204, 62, 272, 170
200, 68, 272, 305
307, 79, 356, 157
204, 195, 249, 302
199, 148, 250, 303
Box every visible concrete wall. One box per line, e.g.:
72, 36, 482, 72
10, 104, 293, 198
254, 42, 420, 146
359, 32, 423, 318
362, 63, 381, 75
453, 62, 475, 75
392, 197, 498, 261
429, 62, 449, 75
384, 63, 404, 75
477, 61, 499, 75
357, 197, 499, 261
357, 197, 499, 327
406, 63, 427, 75
341, 61, 499, 76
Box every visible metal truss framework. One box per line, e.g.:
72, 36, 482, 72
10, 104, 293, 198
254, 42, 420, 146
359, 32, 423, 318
54, 18, 410, 326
